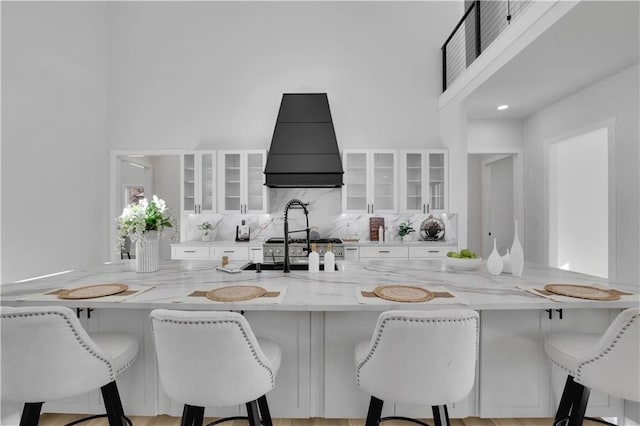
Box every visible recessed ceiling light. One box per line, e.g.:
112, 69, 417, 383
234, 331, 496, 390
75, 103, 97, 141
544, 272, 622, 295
497, 104, 509, 110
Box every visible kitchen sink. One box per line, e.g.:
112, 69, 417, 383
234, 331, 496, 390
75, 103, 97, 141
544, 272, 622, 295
241, 263, 338, 271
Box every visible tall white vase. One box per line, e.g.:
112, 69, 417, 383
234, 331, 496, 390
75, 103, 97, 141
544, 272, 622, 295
486, 238, 503, 276
510, 220, 524, 277
135, 231, 160, 273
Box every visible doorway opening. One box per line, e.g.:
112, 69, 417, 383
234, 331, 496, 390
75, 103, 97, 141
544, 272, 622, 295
468, 151, 523, 258
548, 127, 608, 278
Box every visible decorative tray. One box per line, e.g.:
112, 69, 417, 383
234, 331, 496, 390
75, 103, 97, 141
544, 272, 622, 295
206, 286, 268, 302
544, 284, 620, 301
58, 283, 129, 300
373, 285, 434, 303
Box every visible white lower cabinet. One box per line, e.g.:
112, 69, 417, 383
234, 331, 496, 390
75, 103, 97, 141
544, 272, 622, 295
479, 309, 622, 419
171, 245, 211, 260
171, 244, 263, 262
211, 246, 249, 262
359, 246, 408, 259
344, 246, 360, 261
408, 246, 456, 259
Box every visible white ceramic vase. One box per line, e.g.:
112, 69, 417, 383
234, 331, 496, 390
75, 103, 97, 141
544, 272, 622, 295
486, 238, 503, 276
501, 249, 512, 274
510, 220, 524, 277
135, 231, 160, 273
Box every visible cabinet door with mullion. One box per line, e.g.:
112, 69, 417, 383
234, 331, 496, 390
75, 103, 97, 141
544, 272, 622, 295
181, 153, 197, 214
181, 151, 216, 215
399, 150, 447, 214
427, 150, 448, 214
342, 149, 397, 214
198, 152, 216, 212
342, 151, 369, 213
218, 150, 267, 214
371, 151, 397, 214
244, 151, 268, 214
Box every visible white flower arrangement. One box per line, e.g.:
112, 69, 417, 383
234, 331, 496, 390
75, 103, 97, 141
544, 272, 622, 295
116, 195, 177, 249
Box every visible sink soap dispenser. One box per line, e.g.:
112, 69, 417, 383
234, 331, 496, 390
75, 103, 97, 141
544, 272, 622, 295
309, 243, 320, 273
324, 243, 335, 273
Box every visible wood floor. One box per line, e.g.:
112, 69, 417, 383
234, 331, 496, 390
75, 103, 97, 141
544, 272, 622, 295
38, 414, 606, 426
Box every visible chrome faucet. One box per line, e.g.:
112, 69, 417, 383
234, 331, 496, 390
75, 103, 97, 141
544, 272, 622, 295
283, 199, 310, 273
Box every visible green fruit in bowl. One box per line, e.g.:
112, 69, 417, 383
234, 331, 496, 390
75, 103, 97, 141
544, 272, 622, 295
447, 251, 461, 258
460, 249, 473, 258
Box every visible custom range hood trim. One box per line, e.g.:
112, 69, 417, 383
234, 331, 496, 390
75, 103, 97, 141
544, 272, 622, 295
264, 93, 344, 188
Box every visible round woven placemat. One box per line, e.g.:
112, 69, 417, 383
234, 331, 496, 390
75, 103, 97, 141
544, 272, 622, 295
58, 283, 129, 300
373, 285, 434, 303
544, 284, 619, 301
206, 286, 267, 302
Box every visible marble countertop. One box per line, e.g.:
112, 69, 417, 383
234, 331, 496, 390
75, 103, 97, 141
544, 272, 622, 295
2, 259, 637, 312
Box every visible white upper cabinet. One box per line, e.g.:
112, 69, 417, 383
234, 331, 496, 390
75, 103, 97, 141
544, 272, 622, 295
218, 150, 268, 214
399, 150, 448, 214
181, 151, 216, 214
342, 149, 397, 214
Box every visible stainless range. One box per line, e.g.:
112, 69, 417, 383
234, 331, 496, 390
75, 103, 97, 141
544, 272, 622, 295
263, 238, 344, 264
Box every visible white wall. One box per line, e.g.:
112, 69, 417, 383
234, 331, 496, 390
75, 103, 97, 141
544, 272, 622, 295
107, 1, 460, 151
467, 119, 524, 152
523, 64, 639, 286
1, 1, 460, 282
1, 2, 110, 283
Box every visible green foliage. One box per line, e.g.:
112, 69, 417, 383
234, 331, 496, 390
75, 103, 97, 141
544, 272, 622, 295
398, 222, 415, 237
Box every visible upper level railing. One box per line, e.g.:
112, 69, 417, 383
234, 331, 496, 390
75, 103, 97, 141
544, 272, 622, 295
441, 0, 532, 92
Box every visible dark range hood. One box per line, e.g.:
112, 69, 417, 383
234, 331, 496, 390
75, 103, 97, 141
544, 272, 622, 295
264, 93, 344, 188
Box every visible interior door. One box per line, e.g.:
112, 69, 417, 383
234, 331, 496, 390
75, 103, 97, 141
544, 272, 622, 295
482, 155, 514, 258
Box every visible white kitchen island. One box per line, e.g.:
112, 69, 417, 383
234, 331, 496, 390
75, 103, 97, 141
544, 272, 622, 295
1, 259, 637, 421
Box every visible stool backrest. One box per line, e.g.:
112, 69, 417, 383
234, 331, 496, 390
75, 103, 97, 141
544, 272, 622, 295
0, 306, 114, 402
356, 309, 479, 406
150, 309, 276, 407
577, 307, 640, 402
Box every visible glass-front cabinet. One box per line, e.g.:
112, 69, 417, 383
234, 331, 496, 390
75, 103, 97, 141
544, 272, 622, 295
181, 151, 216, 214
342, 149, 397, 213
218, 150, 267, 214
399, 150, 448, 214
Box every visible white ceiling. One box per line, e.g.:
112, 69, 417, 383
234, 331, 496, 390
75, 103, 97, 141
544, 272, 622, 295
464, 0, 639, 120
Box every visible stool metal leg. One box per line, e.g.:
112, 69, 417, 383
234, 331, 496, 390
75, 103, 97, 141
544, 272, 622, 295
246, 400, 261, 426
365, 396, 384, 426
568, 384, 590, 426
258, 395, 273, 426
431, 405, 450, 426
555, 375, 578, 425
192, 406, 205, 426
101, 381, 126, 426
181, 404, 196, 426
20, 402, 43, 426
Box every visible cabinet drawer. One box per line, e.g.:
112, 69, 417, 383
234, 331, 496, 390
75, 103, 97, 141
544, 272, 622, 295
171, 246, 210, 260
359, 246, 408, 259
212, 247, 250, 261
409, 246, 454, 259
344, 246, 360, 261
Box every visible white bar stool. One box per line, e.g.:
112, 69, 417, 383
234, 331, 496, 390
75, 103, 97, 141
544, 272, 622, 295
1, 306, 139, 426
545, 307, 639, 426
150, 309, 281, 426
355, 309, 479, 426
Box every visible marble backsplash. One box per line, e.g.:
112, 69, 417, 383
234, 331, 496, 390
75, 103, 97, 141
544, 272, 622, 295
181, 188, 457, 243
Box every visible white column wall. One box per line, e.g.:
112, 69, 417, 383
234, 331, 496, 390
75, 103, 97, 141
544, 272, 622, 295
1, 2, 110, 283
